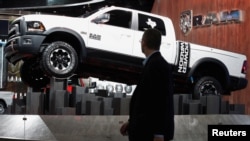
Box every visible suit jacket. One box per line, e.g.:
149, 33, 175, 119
128, 52, 174, 141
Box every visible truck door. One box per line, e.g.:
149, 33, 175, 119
88, 9, 134, 55
133, 13, 175, 63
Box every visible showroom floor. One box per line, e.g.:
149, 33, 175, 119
0, 114, 250, 141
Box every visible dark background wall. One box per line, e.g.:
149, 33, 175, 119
0, 0, 154, 12
151, 0, 250, 114
0, 0, 87, 7
0, 0, 154, 16
0, 0, 46, 7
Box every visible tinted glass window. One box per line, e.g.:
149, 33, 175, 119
103, 10, 132, 29
138, 14, 166, 35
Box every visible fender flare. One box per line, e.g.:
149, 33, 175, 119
44, 27, 87, 62
0, 99, 7, 108
188, 57, 230, 88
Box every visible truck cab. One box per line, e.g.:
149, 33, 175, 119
0, 91, 14, 114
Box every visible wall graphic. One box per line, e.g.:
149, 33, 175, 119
180, 9, 243, 35
0, 18, 26, 94
0, 19, 8, 89
180, 10, 192, 35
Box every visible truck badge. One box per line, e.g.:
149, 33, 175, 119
89, 33, 101, 41
146, 18, 157, 28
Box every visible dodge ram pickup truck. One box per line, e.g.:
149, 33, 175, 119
4, 6, 248, 99
0, 91, 14, 114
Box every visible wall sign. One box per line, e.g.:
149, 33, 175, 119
180, 10, 193, 35
180, 9, 243, 35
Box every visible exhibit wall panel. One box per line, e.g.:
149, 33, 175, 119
0, 0, 87, 8
152, 0, 250, 114
0, 19, 8, 89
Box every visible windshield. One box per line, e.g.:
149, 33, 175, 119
79, 6, 109, 18
79, 9, 98, 18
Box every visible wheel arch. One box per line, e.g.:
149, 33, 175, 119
188, 58, 230, 92
43, 28, 87, 63
0, 99, 7, 108
0, 99, 7, 114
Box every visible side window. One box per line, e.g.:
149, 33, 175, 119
98, 10, 132, 29
138, 14, 166, 35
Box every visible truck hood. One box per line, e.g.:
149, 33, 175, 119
19, 14, 88, 30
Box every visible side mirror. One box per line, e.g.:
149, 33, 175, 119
92, 13, 110, 24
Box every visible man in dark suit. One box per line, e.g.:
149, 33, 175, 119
120, 28, 175, 141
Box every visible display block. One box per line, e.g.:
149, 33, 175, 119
205, 95, 221, 114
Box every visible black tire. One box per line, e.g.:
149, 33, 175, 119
193, 76, 223, 99
0, 101, 6, 114
41, 41, 78, 78
20, 59, 50, 89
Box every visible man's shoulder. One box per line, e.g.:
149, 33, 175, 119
150, 52, 166, 62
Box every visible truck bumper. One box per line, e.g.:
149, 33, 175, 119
4, 34, 46, 64
230, 77, 248, 91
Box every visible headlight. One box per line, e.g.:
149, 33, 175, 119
27, 21, 45, 32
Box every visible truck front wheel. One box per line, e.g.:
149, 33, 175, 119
193, 76, 223, 99
41, 41, 78, 78
0, 101, 6, 114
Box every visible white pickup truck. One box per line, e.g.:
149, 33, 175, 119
4, 6, 248, 99
0, 91, 14, 114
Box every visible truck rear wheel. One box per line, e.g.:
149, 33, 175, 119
41, 41, 78, 78
193, 76, 223, 99
20, 59, 50, 89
